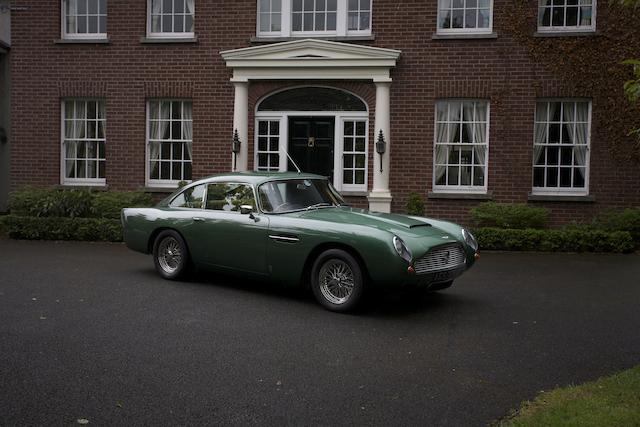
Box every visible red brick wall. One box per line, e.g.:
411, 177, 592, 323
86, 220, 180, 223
9, 0, 640, 226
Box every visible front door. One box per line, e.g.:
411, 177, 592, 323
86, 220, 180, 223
288, 117, 334, 179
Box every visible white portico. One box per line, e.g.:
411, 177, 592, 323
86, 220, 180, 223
221, 39, 400, 213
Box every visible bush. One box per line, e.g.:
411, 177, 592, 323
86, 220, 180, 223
406, 192, 425, 216
1, 215, 123, 242
471, 202, 549, 229
92, 191, 153, 219
8, 187, 152, 219
594, 208, 640, 243
473, 227, 635, 253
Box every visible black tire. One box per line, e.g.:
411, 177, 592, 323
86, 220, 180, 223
152, 230, 190, 280
428, 280, 453, 292
311, 249, 364, 312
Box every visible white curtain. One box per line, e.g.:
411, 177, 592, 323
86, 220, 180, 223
183, 102, 193, 161
152, 0, 161, 32
534, 102, 553, 166
186, 0, 195, 32
435, 102, 450, 184
573, 102, 589, 177
149, 101, 169, 178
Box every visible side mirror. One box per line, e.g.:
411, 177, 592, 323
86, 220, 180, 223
239, 205, 253, 215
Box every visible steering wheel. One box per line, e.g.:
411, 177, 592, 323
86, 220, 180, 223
273, 202, 295, 212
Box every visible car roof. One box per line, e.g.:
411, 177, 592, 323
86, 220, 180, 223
196, 171, 327, 186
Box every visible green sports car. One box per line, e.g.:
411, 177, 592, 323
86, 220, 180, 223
122, 172, 479, 312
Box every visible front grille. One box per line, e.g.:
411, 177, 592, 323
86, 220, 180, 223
414, 243, 466, 274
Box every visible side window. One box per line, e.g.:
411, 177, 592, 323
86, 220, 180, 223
170, 184, 205, 208
205, 183, 255, 212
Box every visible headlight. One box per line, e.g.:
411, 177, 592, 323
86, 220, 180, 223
393, 236, 412, 263
462, 228, 478, 251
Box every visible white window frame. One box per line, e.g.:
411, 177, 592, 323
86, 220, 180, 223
254, 111, 369, 192
61, 0, 108, 40
60, 99, 107, 186
256, 0, 372, 38
537, 0, 596, 33
531, 99, 591, 196
436, 0, 493, 35
432, 99, 490, 194
146, 99, 193, 188
147, 0, 195, 39
255, 116, 284, 172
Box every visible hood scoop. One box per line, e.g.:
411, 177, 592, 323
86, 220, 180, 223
409, 223, 432, 228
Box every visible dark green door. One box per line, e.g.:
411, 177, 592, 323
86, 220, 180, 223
288, 117, 335, 179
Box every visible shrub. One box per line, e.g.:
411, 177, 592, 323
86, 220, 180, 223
473, 227, 635, 253
594, 208, 640, 242
406, 192, 425, 216
92, 191, 153, 219
9, 187, 94, 218
471, 202, 549, 229
8, 187, 153, 219
1, 215, 123, 242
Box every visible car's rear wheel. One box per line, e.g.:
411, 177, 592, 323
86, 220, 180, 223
311, 249, 364, 312
153, 230, 190, 280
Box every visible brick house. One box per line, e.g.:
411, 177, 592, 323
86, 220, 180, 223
5, 0, 640, 223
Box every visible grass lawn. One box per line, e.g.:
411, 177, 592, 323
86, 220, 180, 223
498, 365, 640, 427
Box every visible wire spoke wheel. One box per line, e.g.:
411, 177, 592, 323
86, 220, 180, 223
153, 230, 190, 280
311, 248, 365, 312
319, 260, 355, 305
158, 237, 182, 274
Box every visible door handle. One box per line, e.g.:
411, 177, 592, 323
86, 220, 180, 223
193, 217, 205, 222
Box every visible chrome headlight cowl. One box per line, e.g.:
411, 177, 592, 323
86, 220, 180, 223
462, 228, 478, 251
393, 236, 413, 263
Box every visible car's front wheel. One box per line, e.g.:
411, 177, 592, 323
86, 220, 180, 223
153, 230, 190, 280
311, 249, 364, 312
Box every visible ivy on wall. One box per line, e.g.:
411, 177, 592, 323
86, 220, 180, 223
503, 1, 640, 161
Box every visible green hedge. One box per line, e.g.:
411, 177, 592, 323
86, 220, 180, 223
594, 208, 640, 243
8, 187, 153, 219
473, 227, 635, 253
1, 215, 123, 242
471, 202, 549, 229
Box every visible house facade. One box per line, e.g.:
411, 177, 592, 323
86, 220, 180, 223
7, 0, 640, 223
0, 0, 10, 212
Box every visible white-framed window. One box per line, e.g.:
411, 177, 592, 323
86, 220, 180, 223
538, 0, 596, 32
437, 0, 493, 34
532, 100, 591, 195
256, 0, 372, 38
147, 0, 195, 38
62, 0, 107, 39
341, 119, 368, 190
256, 119, 281, 172
433, 100, 489, 193
61, 99, 106, 185
147, 100, 193, 187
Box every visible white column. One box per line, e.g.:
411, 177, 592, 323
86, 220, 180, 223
232, 81, 249, 171
368, 81, 393, 213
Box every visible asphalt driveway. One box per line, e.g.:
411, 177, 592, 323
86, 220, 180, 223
0, 239, 639, 426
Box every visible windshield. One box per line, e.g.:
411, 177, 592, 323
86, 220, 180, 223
258, 179, 346, 213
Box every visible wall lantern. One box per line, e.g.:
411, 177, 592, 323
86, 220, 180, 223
231, 129, 241, 171
375, 130, 386, 172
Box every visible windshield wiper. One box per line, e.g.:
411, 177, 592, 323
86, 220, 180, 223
306, 202, 333, 210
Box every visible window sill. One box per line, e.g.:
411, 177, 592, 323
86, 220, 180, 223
428, 191, 493, 200
431, 32, 498, 40
140, 36, 198, 44
57, 184, 109, 190
54, 38, 111, 44
533, 30, 599, 38
528, 193, 596, 202
250, 34, 375, 44
142, 186, 178, 193
341, 191, 369, 197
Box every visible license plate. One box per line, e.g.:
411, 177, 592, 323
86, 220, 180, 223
433, 270, 453, 281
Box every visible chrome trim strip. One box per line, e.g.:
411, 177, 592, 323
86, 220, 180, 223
269, 235, 300, 242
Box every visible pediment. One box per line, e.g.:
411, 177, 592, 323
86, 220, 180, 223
221, 39, 400, 62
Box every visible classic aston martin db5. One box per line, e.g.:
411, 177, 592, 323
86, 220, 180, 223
122, 172, 479, 312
